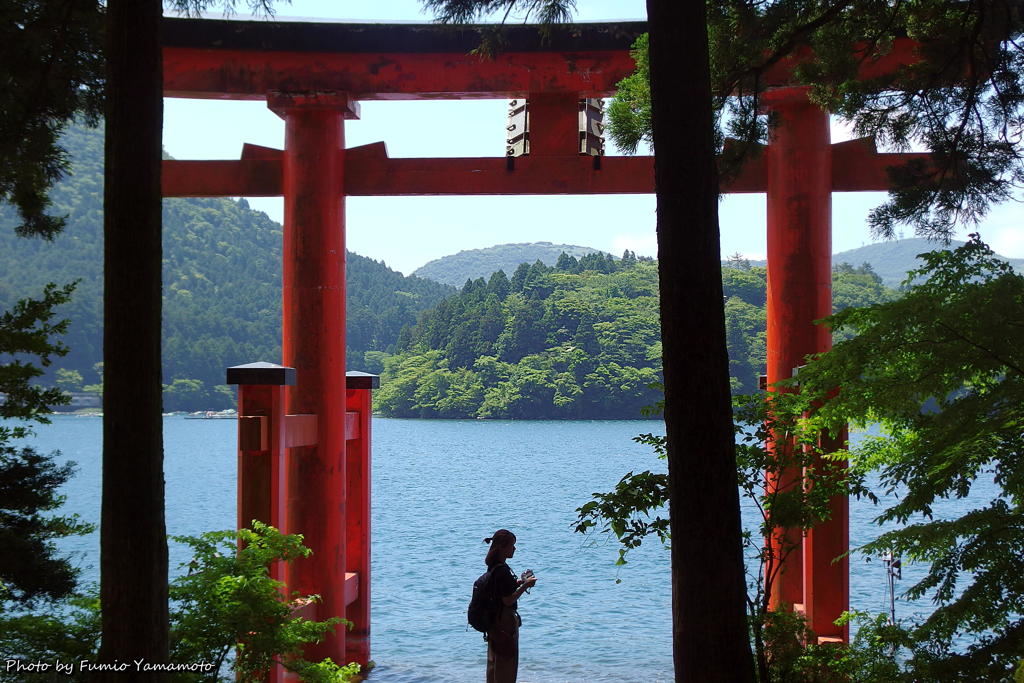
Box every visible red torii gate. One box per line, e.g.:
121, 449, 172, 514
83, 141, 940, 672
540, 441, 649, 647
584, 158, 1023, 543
161, 16, 926, 670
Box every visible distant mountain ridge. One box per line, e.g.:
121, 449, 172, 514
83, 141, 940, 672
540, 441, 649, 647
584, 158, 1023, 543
419, 238, 1023, 291
735, 237, 1022, 287
412, 242, 610, 286
830, 238, 1024, 287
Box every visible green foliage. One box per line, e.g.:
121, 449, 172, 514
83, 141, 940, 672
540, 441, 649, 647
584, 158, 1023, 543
2, 523, 361, 683
573, 429, 668, 568
0, 279, 89, 612
163, 379, 235, 413
288, 658, 363, 683
53, 368, 83, 394
378, 257, 663, 418
608, 3, 1024, 241
423, 0, 574, 27
0, 0, 103, 239
830, 262, 891, 311
752, 611, 907, 682
801, 3, 1024, 239
0, 593, 102, 677
607, 34, 651, 154
377, 257, 896, 418
0, 446, 92, 608
794, 236, 1024, 680
169, 522, 359, 682
574, 237, 1024, 680
0, 283, 74, 429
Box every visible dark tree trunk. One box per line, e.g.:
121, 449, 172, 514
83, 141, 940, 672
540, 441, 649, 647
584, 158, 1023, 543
98, 0, 168, 676
646, 2, 755, 680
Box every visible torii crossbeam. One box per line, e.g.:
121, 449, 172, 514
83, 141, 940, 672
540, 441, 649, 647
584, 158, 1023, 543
161, 15, 928, 670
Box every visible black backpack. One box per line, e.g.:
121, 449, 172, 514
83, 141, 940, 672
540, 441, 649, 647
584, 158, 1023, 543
467, 564, 502, 633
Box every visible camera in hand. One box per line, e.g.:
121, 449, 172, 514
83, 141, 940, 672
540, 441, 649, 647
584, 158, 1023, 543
520, 569, 535, 593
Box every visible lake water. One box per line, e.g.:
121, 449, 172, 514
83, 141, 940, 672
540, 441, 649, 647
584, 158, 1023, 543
14, 416, 972, 682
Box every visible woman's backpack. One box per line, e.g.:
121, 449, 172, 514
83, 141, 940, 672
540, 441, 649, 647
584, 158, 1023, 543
467, 564, 501, 633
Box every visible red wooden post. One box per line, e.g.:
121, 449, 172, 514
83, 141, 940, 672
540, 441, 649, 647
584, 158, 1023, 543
344, 371, 378, 666
269, 91, 360, 665
763, 86, 848, 639
804, 425, 850, 643
228, 362, 295, 569
227, 362, 296, 683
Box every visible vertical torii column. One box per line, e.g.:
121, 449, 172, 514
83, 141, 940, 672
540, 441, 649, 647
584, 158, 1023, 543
763, 86, 848, 641
268, 91, 360, 664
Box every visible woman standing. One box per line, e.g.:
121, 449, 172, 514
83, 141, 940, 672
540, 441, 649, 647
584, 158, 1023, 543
484, 529, 537, 683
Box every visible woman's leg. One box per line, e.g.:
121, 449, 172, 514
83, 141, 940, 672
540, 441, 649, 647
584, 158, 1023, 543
486, 608, 519, 683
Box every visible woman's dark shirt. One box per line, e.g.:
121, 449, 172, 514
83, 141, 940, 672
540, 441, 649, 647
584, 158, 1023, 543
491, 562, 518, 609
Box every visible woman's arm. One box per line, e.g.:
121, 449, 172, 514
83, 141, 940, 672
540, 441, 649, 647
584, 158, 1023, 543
500, 573, 537, 606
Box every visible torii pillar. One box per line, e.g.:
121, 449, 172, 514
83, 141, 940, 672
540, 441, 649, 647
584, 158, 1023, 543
268, 91, 363, 664
764, 86, 849, 643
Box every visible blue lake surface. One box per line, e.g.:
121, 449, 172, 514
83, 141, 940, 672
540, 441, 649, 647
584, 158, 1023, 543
14, 416, 980, 682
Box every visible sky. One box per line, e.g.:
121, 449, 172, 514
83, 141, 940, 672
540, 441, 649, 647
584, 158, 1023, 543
161, 0, 1023, 276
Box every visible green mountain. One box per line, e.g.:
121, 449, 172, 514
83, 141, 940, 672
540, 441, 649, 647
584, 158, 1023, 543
412, 241, 612, 287
0, 123, 454, 410
374, 256, 896, 419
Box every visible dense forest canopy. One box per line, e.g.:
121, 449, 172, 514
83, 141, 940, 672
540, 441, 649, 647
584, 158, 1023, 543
374, 253, 898, 418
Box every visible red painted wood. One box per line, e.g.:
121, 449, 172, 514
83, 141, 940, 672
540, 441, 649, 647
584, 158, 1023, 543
344, 411, 360, 442
236, 383, 290, 683
283, 414, 318, 448
526, 92, 582, 156
160, 137, 928, 199
163, 47, 635, 100
237, 415, 267, 451
759, 38, 922, 87
344, 387, 372, 665
803, 427, 850, 642
274, 92, 351, 665
161, 151, 774, 197
344, 572, 359, 606
268, 383, 289, 588
763, 86, 847, 636
237, 385, 272, 534
830, 138, 931, 191
162, 159, 281, 197
764, 86, 828, 611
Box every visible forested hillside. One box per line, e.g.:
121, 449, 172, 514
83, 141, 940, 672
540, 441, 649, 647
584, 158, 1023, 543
374, 253, 896, 419
412, 241, 610, 286
0, 123, 453, 410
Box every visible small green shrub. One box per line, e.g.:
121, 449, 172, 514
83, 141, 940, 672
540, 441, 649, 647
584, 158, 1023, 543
169, 521, 360, 682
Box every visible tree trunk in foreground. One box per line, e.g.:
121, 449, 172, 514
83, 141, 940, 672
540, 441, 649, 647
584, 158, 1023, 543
646, 2, 755, 680
98, 0, 168, 676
